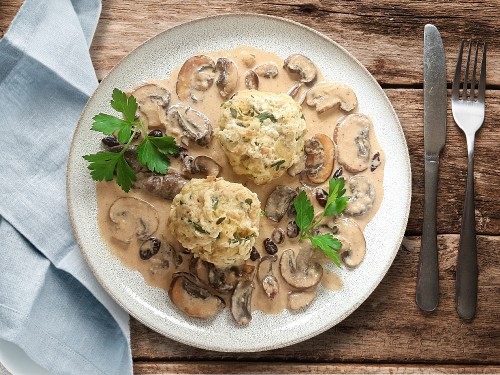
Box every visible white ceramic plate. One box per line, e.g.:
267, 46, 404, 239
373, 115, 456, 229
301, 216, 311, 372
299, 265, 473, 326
67, 14, 411, 352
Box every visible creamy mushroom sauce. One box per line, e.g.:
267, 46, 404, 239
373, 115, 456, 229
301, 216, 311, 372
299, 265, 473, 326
96, 46, 385, 319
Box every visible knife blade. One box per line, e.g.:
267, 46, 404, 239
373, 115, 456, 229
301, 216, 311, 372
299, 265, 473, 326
416, 24, 447, 312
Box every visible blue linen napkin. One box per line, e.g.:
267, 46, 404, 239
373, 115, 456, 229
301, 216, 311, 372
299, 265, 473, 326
0, 0, 132, 374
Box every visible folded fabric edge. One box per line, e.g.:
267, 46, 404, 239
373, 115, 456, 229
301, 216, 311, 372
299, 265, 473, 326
0, 304, 132, 375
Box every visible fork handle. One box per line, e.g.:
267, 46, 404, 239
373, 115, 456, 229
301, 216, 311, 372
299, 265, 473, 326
456, 150, 478, 320
416, 158, 440, 312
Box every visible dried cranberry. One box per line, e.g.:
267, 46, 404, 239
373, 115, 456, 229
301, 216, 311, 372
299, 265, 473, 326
315, 188, 328, 207
264, 238, 278, 255
101, 136, 119, 148
148, 129, 163, 137
139, 237, 161, 260
250, 246, 261, 261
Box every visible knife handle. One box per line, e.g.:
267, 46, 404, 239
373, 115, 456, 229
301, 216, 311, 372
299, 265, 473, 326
416, 158, 440, 312
456, 150, 478, 320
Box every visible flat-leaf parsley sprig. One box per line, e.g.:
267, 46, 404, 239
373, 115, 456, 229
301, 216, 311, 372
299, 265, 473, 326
293, 177, 349, 266
83, 88, 179, 192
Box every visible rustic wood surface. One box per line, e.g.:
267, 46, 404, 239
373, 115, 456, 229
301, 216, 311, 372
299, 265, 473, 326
2, 0, 500, 374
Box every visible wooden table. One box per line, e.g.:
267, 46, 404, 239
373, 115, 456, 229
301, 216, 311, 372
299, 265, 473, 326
2, 1, 499, 374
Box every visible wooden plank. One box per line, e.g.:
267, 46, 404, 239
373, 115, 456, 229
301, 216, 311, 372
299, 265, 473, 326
386, 89, 500, 235
134, 362, 500, 374
2, 1, 500, 85
88, 0, 500, 84
131, 234, 500, 363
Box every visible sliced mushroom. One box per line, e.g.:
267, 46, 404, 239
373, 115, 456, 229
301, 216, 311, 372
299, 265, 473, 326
191, 156, 222, 177
148, 242, 173, 275
216, 58, 239, 99
108, 197, 159, 243
306, 81, 357, 113
165, 104, 213, 146
344, 175, 375, 217
244, 70, 259, 90
287, 155, 306, 177
254, 62, 279, 78
280, 248, 323, 289
287, 82, 302, 98
328, 217, 366, 268
129, 83, 170, 129
138, 172, 188, 200
231, 279, 254, 325
208, 264, 255, 294
258, 255, 279, 300
176, 55, 216, 101
189, 257, 210, 284
284, 54, 317, 84
169, 272, 225, 319
265, 185, 298, 222
304, 134, 335, 184
334, 113, 372, 173
139, 237, 161, 260
288, 288, 318, 310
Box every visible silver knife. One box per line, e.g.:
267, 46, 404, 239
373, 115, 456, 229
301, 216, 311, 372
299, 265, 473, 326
416, 24, 447, 312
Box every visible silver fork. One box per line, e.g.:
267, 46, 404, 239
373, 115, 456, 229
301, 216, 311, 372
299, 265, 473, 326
452, 40, 487, 320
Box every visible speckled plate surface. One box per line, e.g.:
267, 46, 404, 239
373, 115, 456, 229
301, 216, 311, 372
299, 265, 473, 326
67, 14, 411, 352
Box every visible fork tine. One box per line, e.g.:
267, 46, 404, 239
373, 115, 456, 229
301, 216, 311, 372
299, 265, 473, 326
452, 40, 465, 101
477, 42, 487, 103
469, 41, 479, 101
462, 40, 472, 101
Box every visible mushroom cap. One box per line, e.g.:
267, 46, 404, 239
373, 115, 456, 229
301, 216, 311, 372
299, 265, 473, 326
280, 248, 323, 289
168, 272, 225, 319
176, 55, 216, 101
216, 57, 239, 99
284, 54, 317, 83
244, 70, 259, 90
306, 81, 358, 113
231, 279, 254, 325
129, 83, 170, 129
165, 103, 213, 147
264, 185, 297, 222
330, 217, 366, 268
344, 175, 376, 217
305, 133, 335, 184
254, 62, 279, 78
334, 113, 372, 173
108, 197, 159, 243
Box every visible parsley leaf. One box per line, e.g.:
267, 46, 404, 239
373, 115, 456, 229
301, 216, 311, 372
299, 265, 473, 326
91, 114, 134, 143
309, 233, 342, 266
270, 159, 286, 171
293, 190, 314, 231
292, 177, 349, 266
257, 112, 277, 123
137, 137, 169, 174
147, 135, 179, 156
83, 151, 136, 192
324, 177, 349, 217
111, 88, 137, 122
83, 88, 179, 192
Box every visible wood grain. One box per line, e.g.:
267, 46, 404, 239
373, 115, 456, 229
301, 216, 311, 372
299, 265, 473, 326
130, 235, 500, 363
134, 362, 500, 374
387, 89, 500, 235
90, 1, 500, 84
2, 1, 499, 85
2, 0, 500, 372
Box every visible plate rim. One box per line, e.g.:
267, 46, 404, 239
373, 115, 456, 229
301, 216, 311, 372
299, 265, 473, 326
67, 12, 412, 352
